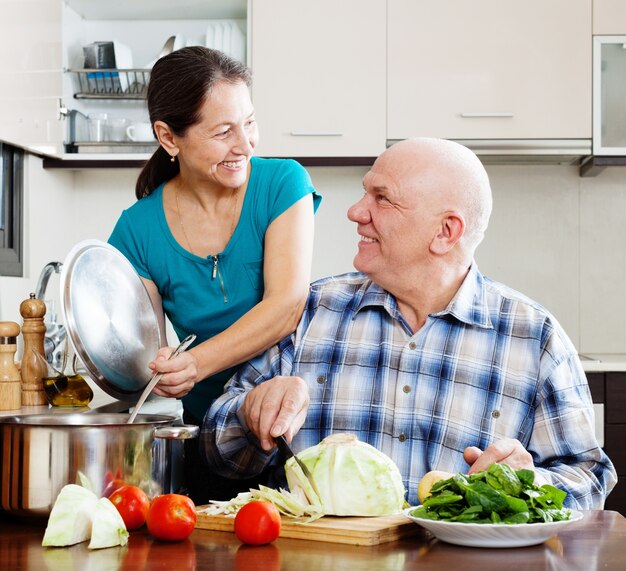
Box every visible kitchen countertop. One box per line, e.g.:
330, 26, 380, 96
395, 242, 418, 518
0, 510, 624, 571
579, 354, 626, 372
0, 375, 185, 418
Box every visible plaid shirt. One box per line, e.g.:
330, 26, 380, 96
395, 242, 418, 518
202, 264, 616, 508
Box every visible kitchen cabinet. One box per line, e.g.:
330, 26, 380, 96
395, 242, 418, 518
587, 372, 625, 515
249, 0, 386, 158
0, 0, 246, 160
592, 36, 626, 155
387, 0, 592, 143
593, 0, 626, 34
0, 0, 64, 157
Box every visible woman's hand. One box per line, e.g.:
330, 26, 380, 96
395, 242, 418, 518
149, 346, 200, 398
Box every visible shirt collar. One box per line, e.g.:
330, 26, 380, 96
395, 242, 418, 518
432, 262, 493, 328
354, 263, 493, 329
354, 279, 404, 321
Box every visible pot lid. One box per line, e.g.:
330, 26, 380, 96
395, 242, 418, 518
60, 239, 161, 401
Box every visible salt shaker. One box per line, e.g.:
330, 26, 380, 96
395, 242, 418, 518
19, 293, 48, 406
0, 321, 22, 410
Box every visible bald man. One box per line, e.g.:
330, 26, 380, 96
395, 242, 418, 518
201, 138, 616, 509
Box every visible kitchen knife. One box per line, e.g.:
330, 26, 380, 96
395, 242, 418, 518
275, 434, 321, 501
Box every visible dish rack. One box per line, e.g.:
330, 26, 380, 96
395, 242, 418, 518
67, 69, 150, 99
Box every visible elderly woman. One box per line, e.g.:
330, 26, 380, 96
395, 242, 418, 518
108, 47, 321, 500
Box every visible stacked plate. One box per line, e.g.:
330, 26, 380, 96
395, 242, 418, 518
205, 20, 246, 63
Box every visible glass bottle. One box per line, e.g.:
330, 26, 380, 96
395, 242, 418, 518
34, 341, 93, 407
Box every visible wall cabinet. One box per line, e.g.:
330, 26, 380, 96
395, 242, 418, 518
1, 0, 604, 164
0, 0, 246, 159
593, 0, 626, 34
387, 0, 592, 142
592, 36, 626, 155
0, 0, 64, 157
588, 372, 625, 515
249, 0, 386, 158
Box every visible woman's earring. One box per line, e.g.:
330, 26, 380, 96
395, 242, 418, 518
170, 155, 176, 163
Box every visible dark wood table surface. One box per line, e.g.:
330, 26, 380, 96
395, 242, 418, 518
0, 510, 624, 570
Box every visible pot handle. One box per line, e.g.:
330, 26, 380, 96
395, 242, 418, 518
154, 424, 199, 440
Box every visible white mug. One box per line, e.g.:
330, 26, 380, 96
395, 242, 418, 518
126, 122, 154, 142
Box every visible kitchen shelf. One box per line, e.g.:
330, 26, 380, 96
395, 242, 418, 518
579, 156, 626, 177
68, 69, 150, 99
67, 141, 158, 154
42, 156, 377, 169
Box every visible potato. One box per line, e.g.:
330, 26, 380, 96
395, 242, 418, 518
417, 470, 455, 504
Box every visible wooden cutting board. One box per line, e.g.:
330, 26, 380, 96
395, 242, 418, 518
195, 510, 421, 546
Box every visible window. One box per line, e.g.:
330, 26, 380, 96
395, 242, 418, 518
0, 143, 24, 276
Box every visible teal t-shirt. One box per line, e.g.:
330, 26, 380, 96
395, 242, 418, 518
108, 157, 321, 421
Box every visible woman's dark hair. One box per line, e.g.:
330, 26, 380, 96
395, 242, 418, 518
135, 47, 252, 199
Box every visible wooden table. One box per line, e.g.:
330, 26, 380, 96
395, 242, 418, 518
0, 510, 624, 570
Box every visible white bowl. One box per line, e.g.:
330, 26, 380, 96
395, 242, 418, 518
403, 507, 584, 548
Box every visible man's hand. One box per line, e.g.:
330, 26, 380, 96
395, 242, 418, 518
464, 438, 535, 474
242, 376, 309, 451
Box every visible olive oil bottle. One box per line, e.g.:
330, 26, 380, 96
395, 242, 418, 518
33, 346, 93, 407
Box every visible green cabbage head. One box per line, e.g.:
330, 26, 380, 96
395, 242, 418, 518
285, 433, 406, 516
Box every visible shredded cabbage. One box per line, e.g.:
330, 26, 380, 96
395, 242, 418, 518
199, 485, 323, 522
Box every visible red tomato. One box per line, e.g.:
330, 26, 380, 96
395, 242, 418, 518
103, 478, 126, 498
234, 501, 281, 545
109, 485, 150, 530
146, 494, 197, 542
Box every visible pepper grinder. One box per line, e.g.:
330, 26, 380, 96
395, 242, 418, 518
0, 321, 22, 411
19, 293, 48, 406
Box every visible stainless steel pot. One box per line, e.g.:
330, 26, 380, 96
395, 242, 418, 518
0, 413, 198, 521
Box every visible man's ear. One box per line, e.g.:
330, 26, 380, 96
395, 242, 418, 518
430, 213, 465, 255
153, 120, 178, 157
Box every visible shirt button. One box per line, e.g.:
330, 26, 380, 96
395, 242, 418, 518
492, 410, 501, 418
316, 376, 325, 384
398, 433, 407, 442
402, 385, 411, 393
409, 342, 417, 350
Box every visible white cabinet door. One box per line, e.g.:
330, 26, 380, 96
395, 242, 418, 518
0, 0, 64, 156
594, 0, 626, 34
593, 36, 626, 154
388, 0, 591, 141
250, 0, 386, 157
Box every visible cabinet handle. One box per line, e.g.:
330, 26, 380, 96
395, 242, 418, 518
460, 113, 514, 118
289, 132, 343, 137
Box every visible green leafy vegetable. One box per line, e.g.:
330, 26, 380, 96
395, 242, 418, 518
199, 485, 324, 522
410, 463, 571, 525
42, 484, 98, 547
42, 484, 128, 549
200, 433, 407, 521
88, 498, 129, 549
286, 433, 407, 516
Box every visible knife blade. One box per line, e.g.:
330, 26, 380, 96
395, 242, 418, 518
275, 434, 322, 501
